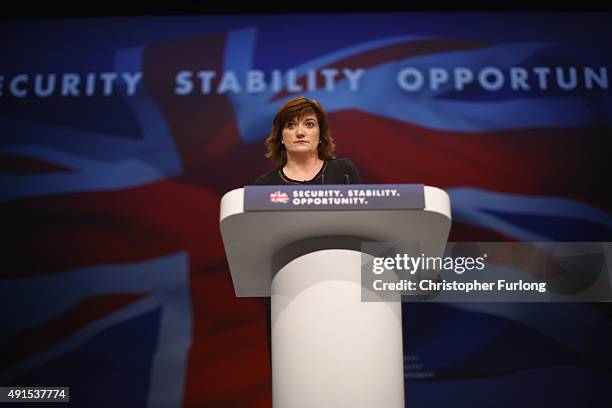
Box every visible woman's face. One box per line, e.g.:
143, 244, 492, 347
281, 113, 321, 157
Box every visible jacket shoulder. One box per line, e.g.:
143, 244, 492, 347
252, 169, 281, 185
330, 158, 356, 170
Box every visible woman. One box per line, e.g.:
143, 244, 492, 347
254, 96, 361, 185
254, 96, 362, 361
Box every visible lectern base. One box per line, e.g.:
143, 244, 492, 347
271, 249, 404, 408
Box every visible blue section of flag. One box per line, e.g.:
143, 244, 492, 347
10, 309, 161, 407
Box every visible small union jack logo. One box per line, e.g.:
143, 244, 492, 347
270, 191, 289, 204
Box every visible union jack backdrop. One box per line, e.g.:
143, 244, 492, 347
1, 13, 611, 407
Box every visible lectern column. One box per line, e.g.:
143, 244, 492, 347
271, 249, 404, 408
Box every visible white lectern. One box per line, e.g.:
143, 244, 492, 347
220, 185, 451, 408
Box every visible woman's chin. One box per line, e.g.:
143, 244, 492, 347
288, 146, 316, 154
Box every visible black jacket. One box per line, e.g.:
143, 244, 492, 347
253, 158, 362, 185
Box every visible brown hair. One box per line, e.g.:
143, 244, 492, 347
264, 96, 336, 167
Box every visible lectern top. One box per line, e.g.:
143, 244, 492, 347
220, 184, 451, 296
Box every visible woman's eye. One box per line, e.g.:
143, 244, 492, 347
287, 123, 295, 129
306, 122, 314, 128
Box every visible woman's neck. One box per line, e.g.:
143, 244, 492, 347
283, 154, 324, 180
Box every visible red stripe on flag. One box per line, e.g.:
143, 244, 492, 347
185, 269, 271, 407
142, 34, 244, 183
329, 110, 612, 213
3, 179, 224, 277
